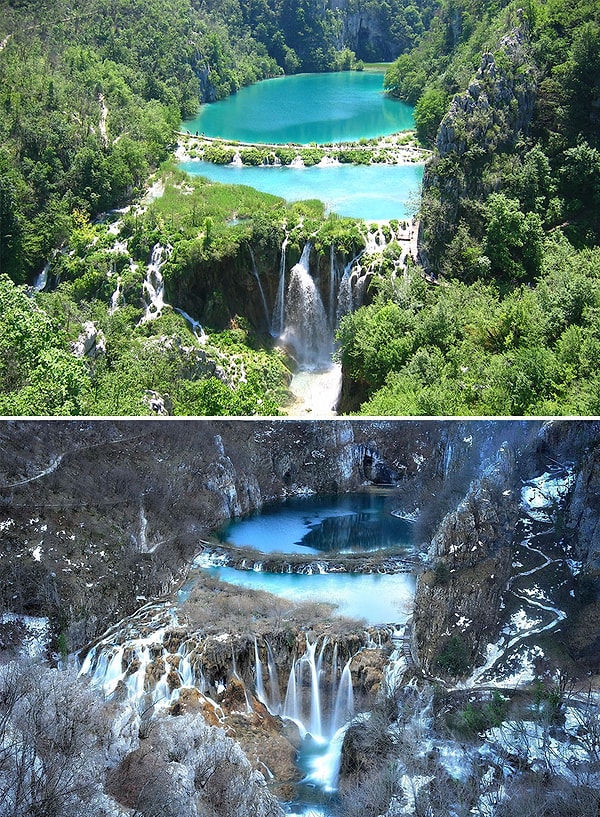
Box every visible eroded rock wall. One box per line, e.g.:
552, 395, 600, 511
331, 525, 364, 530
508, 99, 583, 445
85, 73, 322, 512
418, 27, 537, 272
0, 418, 564, 655
412, 444, 519, 676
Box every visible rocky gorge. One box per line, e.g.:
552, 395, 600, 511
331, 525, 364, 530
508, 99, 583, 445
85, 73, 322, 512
1, 419, 599, 816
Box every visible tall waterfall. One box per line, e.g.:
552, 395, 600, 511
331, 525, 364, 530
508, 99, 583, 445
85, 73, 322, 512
271, 234, 289, 336
268, 636, 356, 741
336, 250, 365, 325
248, 245, 271, 332
328, 244, 341, 329
281, 243, 332, 368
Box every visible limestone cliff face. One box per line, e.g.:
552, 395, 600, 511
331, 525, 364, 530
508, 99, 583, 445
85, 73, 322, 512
412, 444, 519, 676
336, 4, 402, 61
565, 435, 600, 571
412, 420, 600, 678
419, 27, 537, 272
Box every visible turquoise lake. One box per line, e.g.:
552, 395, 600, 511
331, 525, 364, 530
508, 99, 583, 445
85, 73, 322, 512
180, 71, 422, 219
183, 71, 414, 144
178, 160, 423, 220
215, 493, 414, 555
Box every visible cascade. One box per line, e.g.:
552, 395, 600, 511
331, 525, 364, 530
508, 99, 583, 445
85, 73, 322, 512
138, 243, 171, 324
444, 440, 453, 479
278, 636, 360, 744
109, 275, 122, 314
283, 660, 301, 725
328, 244, 340, 329
281, 242, 332, 368
254, 636, 267, 705
331, 658, 354, 736
265, 639, 281, 712
336, 251, 364, 325
174, 307, 206, 342
33, 260, 50, 291
247, 245, 271, 331
306, 638, 323, 738
271, 235, 289, 336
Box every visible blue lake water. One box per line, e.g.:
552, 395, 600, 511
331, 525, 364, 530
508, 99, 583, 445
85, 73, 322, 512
203, 566, 415, 625
180, 71, 423, 219
216, 493, 414, 555
207, 493, 416, 624
179, 160, 423, 220
183, 71, 414, 145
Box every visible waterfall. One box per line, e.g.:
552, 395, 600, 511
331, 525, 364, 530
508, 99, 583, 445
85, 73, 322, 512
328, 244, 340, 329
306, 639, 323, 738
336, 251, 364, 326
283, 661, 300, 725
271, 234, 289, 336
254, 637, 267, 705
444, 440, 453, 478
174, 307, 207, 343
247, 245, 271, 331
109, 275, 122, 314
80, 619, 363, 796
33, 260, 50, 291
138, 243, 170, 324
281, 242, 332, 368
265, 639, 281, 712
331, 658, 354, 736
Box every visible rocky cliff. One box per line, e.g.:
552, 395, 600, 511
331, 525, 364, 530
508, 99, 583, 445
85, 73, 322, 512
418, 26, 538, 273
412, 420, 600, 678
412, 444, 519, 675
3, 418, 598, 675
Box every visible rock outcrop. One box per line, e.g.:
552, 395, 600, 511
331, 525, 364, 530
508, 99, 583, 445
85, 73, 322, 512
419, 27, 538, 273
565, 434, 600, 571
413, 443, 520, 676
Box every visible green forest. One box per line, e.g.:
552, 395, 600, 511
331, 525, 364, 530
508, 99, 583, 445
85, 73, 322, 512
339, 0, 600, 414
0, 0, 599, 415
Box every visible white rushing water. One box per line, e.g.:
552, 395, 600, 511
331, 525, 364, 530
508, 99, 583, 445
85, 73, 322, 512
138, 243, 171, 324
272, 234, 289, 336
281, 243, 332, 368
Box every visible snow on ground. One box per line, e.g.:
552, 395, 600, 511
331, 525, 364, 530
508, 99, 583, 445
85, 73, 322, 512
521, 469, 576, 521
0, 613, 51, 659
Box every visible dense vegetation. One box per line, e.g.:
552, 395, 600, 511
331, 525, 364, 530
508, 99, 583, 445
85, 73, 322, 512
0, 0, 282, 286
336, 0, 600, 414
338, 239, 600, 414
1, 0, 599, 415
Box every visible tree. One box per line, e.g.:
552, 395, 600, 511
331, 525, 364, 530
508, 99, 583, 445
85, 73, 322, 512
483, 194, 544, 281
414, 88, 449, 146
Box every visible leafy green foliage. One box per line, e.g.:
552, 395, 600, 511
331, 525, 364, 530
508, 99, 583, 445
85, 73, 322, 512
436, 634, 471, 676
414, 88, 450, 145
338, 235, 600, 415
450, 691, 510, 736
0, 274, 92, 414
385, 0, 600, 276
0, 0, 282, 285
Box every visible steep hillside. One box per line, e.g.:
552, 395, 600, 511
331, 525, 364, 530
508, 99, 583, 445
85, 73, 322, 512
336, 0, 600, 414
